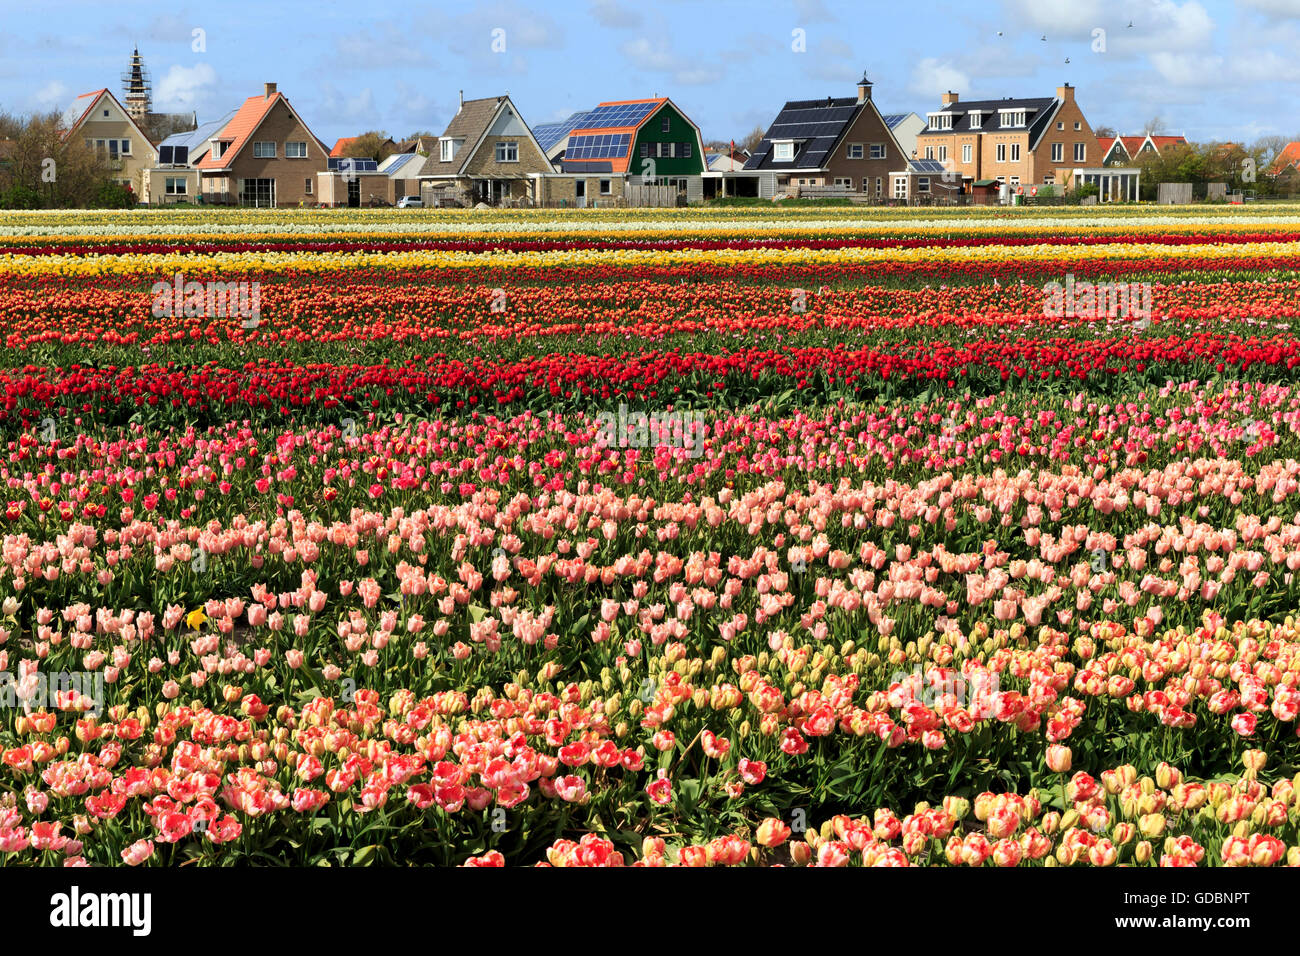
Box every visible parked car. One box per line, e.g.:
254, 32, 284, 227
396, 196, 423, 208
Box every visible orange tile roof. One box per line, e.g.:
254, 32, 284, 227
1269, 141, 1300, 175
565, 98, 668, 174
1097, 136, 1117, 155
1148, 135, 1188, 150
197, 91, 324, 170
330, 136, 359, 158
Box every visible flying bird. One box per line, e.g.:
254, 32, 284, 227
1041, 35, 1048, 41
1128, 21, 1134, 28
1065, 57, 1070, 63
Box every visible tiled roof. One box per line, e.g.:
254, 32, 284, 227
423, 96, 505, 176
330, 136, 359, 157
1148, 135, 1188, 150
1268, 141, 1300, 174
196, 91, 324, 171
917, 97, 1059, 144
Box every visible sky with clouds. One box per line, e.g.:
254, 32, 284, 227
1, 0, 1297, 146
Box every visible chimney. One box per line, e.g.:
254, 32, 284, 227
458, 90, 464, 112
857, 72, 872, 104
264, 82, 276, 99
1057, 83, 1074, 103
941, 90, 959, 107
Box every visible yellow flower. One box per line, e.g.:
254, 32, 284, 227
186, 607, 208, 631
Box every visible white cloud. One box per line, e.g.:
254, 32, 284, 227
622, 36, 721, 85
909, 58, 970, 99
316, 84, 378, 124
793, 0, 836, 24
1149, 51, 1223, 86
154, 63, 218, 110
32, 80, 67, 109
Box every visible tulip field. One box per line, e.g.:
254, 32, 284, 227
4, 204, 1300, 868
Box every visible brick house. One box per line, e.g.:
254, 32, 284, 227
914, 83, 1099, 192
745, 75, 906, 199
195, 83, 329, 207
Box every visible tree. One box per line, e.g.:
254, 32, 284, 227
0, 110, 122, 208
1093, 125, 1116, 139
342, 131, 395, 163
1142, 116, 1167, 136
740, 125, 766, 154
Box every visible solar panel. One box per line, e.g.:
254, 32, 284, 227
566, 132, 631, 160
328, 158, 379, 172
580, 102, 657, 130
159, 145, 173, 164
534, 111, 593, 151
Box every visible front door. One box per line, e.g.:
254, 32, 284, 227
575, 179, 586, 208
347, 178, 360, 208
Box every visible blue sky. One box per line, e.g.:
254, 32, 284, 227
1, 0, 1297, 146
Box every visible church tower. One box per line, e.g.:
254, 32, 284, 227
122, 47, 152, 121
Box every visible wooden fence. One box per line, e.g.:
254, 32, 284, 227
624, 185, 682, 208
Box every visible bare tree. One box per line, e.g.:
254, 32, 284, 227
1142, 116, 1167, 136
1093, 124, 1116, 138
741, 125, 766, 154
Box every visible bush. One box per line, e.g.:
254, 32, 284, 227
0, 182, 43, 209
93, 181, 137, 209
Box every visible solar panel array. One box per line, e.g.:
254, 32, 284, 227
579, 101, 657, 130
881, 113, 908, 129
744, 98, 861, 171
328, 158, 379, 172
910, 159, 947, 173
565, 133, 632, 161
533, 111, 593, 152
158, 145, 189, 165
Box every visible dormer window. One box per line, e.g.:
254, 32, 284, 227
999, 110, 1026, 128
439, 137, 464, 162
772, 140, 796, 162
927, 112, 953, 131
969, 111, 983, 129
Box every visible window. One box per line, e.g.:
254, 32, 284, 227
995, 144, 1006, 163
893, 177, 907, 198
286, 142, 308, 158
108, 140, 119, 159
1074, 122, 1082, 130
440, 138, 461, 162
640, 144, 650, 158
938, 145, 948, 162
305, 178, 313, 195
917, 176, 930, 193
599, 178, 611, 195
833, 177, 852, 187
927, 113, 953, 130
211, 141, 227, 160
1010, 176, 1020, 185
924, 146, 934, 159
970, 112, 982, 129
661, 116, 670, 133
962, 144, 972, 163
1052, 143, 1064, 163
103, 109, 109, 117
862, 178, 870, 192
772, 141, 795, 161
240, 178, 276, 207
847, 143, 864, 159
1057, 122, 1064, 131
495, 141, 518, 162
682, 142, 691, 158
870, 143, 886, 159
1044, 175, 1055, 185
253, 141, 276, 158
165, 177, 186, 196
119, 139, 131, 156
999, 110, 1026, 127
1074, 143, 1086, 162
996, 175, 1005, 183
1010, 144, 1020, 162
875, 176, 882, 194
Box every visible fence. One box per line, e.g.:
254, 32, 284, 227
1157, 183, 1194, 204
624, 184, 682, 208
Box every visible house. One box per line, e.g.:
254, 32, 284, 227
141, 109, 237, 204
393, 134, 437, 156
882, 111, 926, 162
886, 158, 963, 201
1101, 133, 1188, 165
544, 97, 707, 205
532, 111, 592, 165
1267, 141, 1300, 176
417, 93, 552, 206
745, 75, 906, 199
195, 83, 330, 206
316, 157, 390, 207
330, 135, 396, 159
60, 88, 157, 194
705, 145, 749, 171
915, 83, 1101, 193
